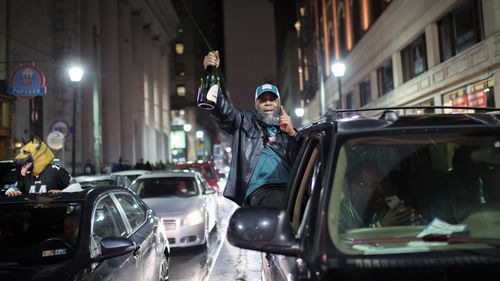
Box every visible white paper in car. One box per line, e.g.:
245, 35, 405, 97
416, 218, 467, 238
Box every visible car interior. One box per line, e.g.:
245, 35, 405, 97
329, 132, 500, 254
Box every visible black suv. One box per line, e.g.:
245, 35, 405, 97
228, 107, 500, 281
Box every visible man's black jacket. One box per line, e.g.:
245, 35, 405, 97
209, 89, 301, 206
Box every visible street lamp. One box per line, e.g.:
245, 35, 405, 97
294, 107, 305, 118
68, 66, 84, 176
183, 123, 192, 132
331, 62, 346, 109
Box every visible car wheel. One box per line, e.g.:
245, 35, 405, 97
159, 253, 169, 281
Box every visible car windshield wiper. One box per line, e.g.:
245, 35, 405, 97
351, 233, 500, 247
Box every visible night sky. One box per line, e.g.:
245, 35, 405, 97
222, 0, 278, 110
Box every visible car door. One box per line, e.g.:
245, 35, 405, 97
197, 175, 217, 230
112, 192, 159, 281
89, 194, 142, 281
263, 133, 325, 281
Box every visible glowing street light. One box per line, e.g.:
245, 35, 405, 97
295, 107, 305, 118
183, 123, 192, 132
68, 66, 84, 175
331, 62, 346, 109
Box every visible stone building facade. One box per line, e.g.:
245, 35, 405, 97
0, 0, 179, 174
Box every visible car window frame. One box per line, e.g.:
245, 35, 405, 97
90, 193, 129, 257
110, 191, 148, 234
195, 174, 211, 194
285, 132, 325, 234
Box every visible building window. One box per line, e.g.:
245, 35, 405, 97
401, 34, 427, 82
175, 43, 185, 55
171, 110, 186, 126
346, 92, 355, 109
438, 0, 483, 62
359, 76, 371, 107
176, 85, 186, 97
377, 57, 394, 96
175, 63, 185, 76
406, 99, 435, 115
372, 0, 392, 20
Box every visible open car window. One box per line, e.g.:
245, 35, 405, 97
0, 200, 82, 264
329, 132, 500, 255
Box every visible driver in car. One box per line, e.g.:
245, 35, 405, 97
339, 160, 421, 232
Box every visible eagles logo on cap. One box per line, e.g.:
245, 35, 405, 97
255, 83, 280, 101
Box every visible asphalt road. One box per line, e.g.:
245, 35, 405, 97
169, 195, 262, 281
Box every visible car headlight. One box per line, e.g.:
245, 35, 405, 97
182, 210, 204, 226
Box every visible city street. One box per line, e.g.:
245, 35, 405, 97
169, 195, 262, 281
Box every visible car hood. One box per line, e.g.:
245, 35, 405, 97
143, 196, 205, 215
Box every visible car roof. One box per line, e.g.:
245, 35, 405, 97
111, 170, 150, 176
0, 186, 129, 204
174, 162, 215, 168
136, 170, 198, 179
75, 175, 117, 181
302, 107, 500, 134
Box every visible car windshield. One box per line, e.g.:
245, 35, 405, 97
329, 131, 500, 255
183, 166, 215, 179
0, 200, 82, 264
130, 177, 198, 198
197, 166, 215, 179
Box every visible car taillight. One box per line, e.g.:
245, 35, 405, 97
207, 179, 218, 188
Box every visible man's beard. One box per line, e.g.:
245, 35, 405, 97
259, 107, 280, 125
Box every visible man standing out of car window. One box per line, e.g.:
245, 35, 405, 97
339, 161, 418, 232
202, 51, 302, 207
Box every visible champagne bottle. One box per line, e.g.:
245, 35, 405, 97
197, 65, 220, 110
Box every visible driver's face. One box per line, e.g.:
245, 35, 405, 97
352, 167, 385, 206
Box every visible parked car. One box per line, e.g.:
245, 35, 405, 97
0, 186, 170, 281
227, 107, 500, 280
174, 162, 222, 195
129, 171, 217, 248
75, 174, 132, 188
111, 169, 151, 182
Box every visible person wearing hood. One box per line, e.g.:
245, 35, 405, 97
5, 137, 82, 197
202, 51, 302, 207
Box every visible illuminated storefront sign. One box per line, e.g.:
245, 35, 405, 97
6, 65, 47, 98
442, 78, 495, 113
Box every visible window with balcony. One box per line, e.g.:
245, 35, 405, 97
401, 34, 427, 82
438, 0, 483, 62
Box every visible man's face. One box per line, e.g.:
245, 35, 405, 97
350, 166, 386, 208
255, 92, 280, 125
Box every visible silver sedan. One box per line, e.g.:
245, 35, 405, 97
129, 171, 217, 248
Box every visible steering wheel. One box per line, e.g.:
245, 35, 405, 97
41, 237, 74, 248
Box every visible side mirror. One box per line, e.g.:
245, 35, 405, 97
227, 207, 299, 256
91, 237, 137, 262
218, 172, 226, 179
204, 188, 216, 195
